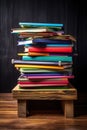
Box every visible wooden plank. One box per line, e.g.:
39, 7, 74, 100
63, 100, 74, 118
12, 84, 77, 100
17, 100, 27, 117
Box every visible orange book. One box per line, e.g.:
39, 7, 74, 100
29, 52, 49, 56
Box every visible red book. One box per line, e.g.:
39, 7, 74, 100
18, 80, 68, 85
19, 83, 68, 88
28, 47, 72, 53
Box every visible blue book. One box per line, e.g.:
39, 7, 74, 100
19, 22, 63, 27
33, 38, 72, 44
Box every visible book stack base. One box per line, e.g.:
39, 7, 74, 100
12, 83, 77, 118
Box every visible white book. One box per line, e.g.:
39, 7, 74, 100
17, 39, 32, 45
11, 28, 50, 33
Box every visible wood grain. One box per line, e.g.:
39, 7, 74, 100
12, 84, 77, 100
0, 93, 87, 130
12, 84, 77, 118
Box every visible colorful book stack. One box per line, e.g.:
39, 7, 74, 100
11, 22, 76, 89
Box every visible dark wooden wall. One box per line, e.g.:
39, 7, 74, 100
0, 0, 87, 92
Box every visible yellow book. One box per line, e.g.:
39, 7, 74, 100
18, 52, 49, 56
15, 64, 64, 70
18, 53, 29, 56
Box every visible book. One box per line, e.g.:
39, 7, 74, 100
18, 85, 69, 89
49, 35, 76, 42
33, 43, 73, 47
19, 68, 72, 74
22, 73, 73, 77
28, 46, 72, 53
18, 83, 68, 88
19, 22, 64, 27
17, 53, 29, 56
19, 74, 74, 79
33, 38, 72, 44
17, 39, 32, 45
28, 52, 73, 56
11, 28, 58, 33
18, 32, 58, 38
22, 56, 72, 62
18, 76, 68, 81
28, 52, 49, 56
14, 64, 64, 70
17, 41, 72, 47
18, 80, 69, 85
12, 59, 72, 66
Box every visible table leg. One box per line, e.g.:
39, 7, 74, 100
62, 100, 74, 118
17, 100, 27, 117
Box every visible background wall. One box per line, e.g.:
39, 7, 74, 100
0, 0, 87, 92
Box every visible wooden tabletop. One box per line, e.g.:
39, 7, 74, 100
12, 84, 77, 100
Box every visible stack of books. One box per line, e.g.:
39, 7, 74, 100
11, 22, 76, 89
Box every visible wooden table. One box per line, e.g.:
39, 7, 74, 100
12, 84, 77, 118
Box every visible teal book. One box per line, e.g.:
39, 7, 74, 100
22, 56, 72, 62
19, 22, 63, 27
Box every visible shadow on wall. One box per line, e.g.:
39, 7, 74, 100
0, 61, 20, 93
